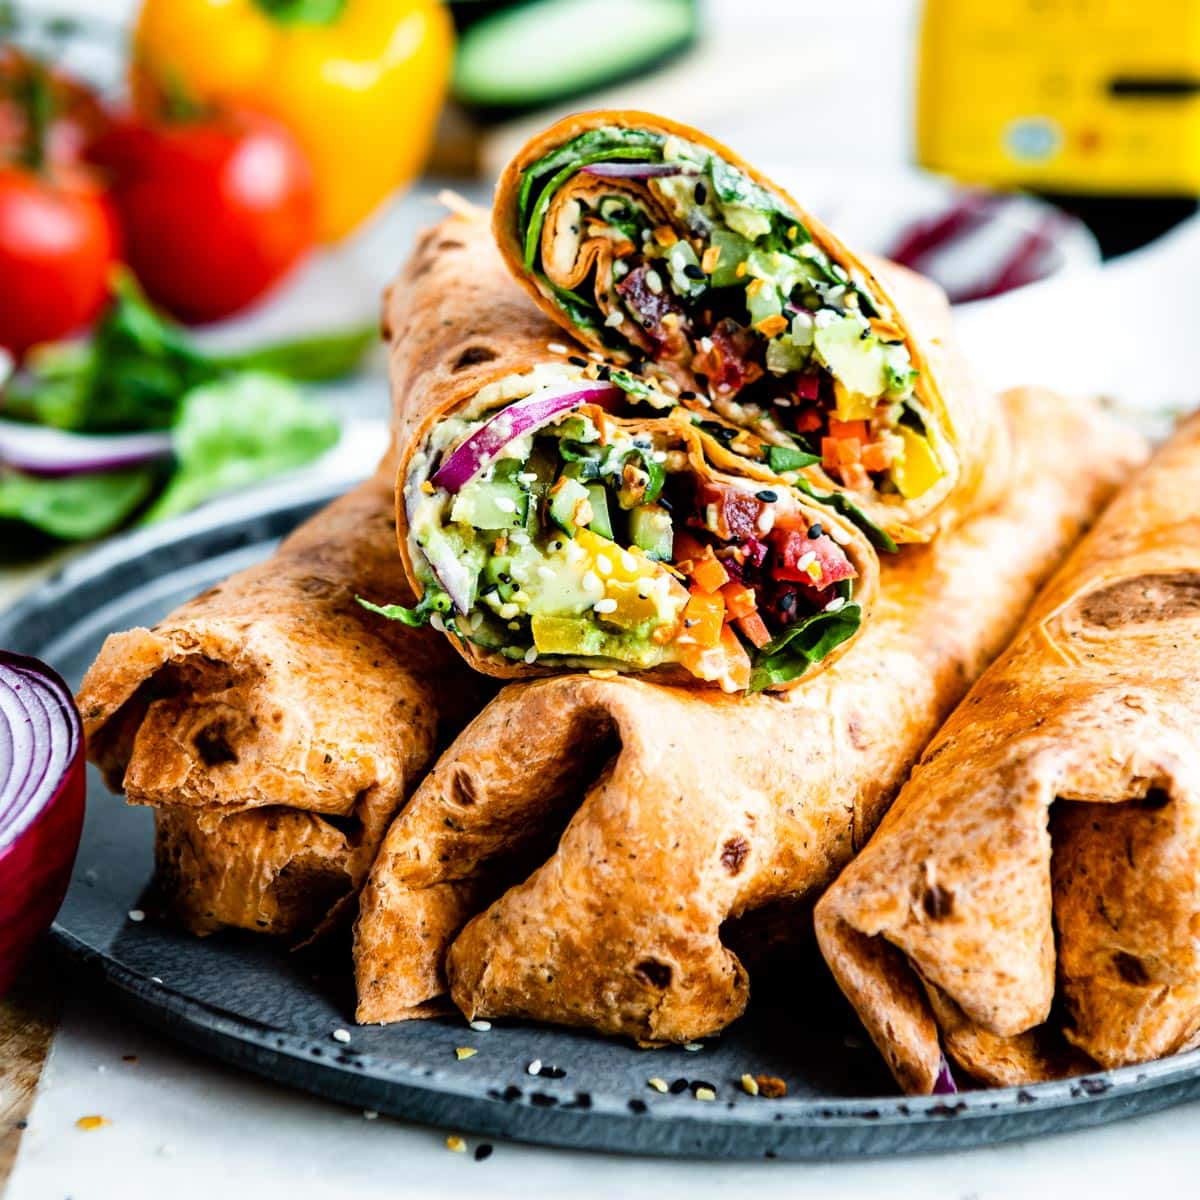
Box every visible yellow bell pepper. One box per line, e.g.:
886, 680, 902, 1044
891, 426, 944, 499
131, 0, 453, 241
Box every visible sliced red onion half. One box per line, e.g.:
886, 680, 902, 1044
0, 651, 86, 995
0, 418, 172, 478
581, 162, 700, 180
932, 1055, 959, 1095
431, 381, 620, 494
423, 541, 476, 616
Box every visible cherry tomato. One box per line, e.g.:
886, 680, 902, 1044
0, 164, 121, 357
92, 109, 315, 324
0, 47, 112, 168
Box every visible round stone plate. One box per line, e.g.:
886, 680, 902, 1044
5, 477, 1200, 1160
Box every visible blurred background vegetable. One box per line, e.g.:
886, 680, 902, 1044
130, 0, 454, 241
90, 106, 315, 322
0, 48, 121, 357
0, 273, 362, 551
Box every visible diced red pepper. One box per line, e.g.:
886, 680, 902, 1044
696, 481, 762, 541
794, 373, 820, 402
861, 440, 892, 473
828, 418, 868, 442
793, 406, 823, 433
770, 527, 856, 589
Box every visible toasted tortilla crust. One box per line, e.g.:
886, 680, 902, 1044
77, 466, 489, 939
353, 388, 1136, 1031
384, 210, 878, 691
815, 417, 1200, 1094
492, 110, 1009, 543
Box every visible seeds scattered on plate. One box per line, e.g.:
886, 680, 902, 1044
331, 1028, 351, 1044
526, 1058, 542, 1076
127, 909, 145, 923
468, 1019, 492, 1032
647, 1077, 668, 1093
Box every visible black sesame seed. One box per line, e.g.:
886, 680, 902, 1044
502, 1085, 522, 1102
755, 490, 778, 503
780, 593, 797, 614
628, 1098, 648, 1114
538, 1064, 567, 1079
597, 364, 612, 381
683, 263, 705, 281
669, 1078, 689, 1095
568, 355, 588, 367
474, 1144, 494, 1161
567, 1091, 593, 1109
530, 1092, 557, 1107
694, 181, 707, 205
678, 389, 698, 400
808, 523, 823, 539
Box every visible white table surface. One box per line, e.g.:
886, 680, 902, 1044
8, 1, 1200, 1195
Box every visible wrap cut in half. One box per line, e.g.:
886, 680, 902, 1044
353, 387, 1138, 1033
814, 414, 1200, 1093
493, 110, 1008, 544
382, 211, 879, 696
77, 465, 489, 940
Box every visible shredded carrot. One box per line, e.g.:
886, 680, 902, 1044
754, 314, 789, 339
690, 553, 730, 594
861, 441, 891, 473
613, 239, 636, 257
654, 225, 678, 247
736, 611, 772, 649
701, 246, 721, 274
828, 419, 868, 442
720, 581, 757, 620
682, 588, 725, 648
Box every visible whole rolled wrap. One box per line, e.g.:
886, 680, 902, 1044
383, 210, 880, 695
77, 465, 488, 940
353, 387, 1137, 1031
815, 415, 1200, 1093
493, 110, 1007, 544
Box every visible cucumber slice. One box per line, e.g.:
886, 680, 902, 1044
585, 483, 614, 539
629, 503, 673, 561
549, 475, 591, 535
452, 0, 698, 113
451, 479, 529, 531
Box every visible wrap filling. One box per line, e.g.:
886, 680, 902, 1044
515, 126, 945, 506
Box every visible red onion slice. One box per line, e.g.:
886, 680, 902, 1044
581, 162, 700, 179
932, 1056, 959, 1095
431, 382, 620, 494
424, 542, 476, 615
0, 651, 86, 995
0, 418, 172, 478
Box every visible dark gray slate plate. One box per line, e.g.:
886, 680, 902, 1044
5, 477, 1200, 1160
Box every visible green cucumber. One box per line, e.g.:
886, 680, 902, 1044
629, 503, 673, 561
549, 475, 592, 535
585, 483, 614, 539
450, 479, 528, 531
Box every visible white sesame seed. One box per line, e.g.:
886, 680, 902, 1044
605, 311, 626, 328
151, 976, 163, 984
683, 1042, 704, 1052
469, 1019, 492, 1032
651, 450, 667, 463
795, 550, 817, 572
510, 530, 530, 546
582, 570, 602, 593
494, 496, 517, 514
824, 596, 847, 612
595, 554, 613, 576
756, 508, 776, 535
332, 1028, 352, 1044
694, 1086, 716, 1101
128, 909, 145, 923
526, 1059, 543, 1076
430, 613, 446, 633
828, 524, 851, 546
620, 551, 638, 573
547, 342, 569, 355
363, 1110, 379, 1120
517, 472, 538, 484
524, 646, 539, 664
537, 566, 556, 581
699, 337, 714, 353
498, 602, 519, 620
740, 1074, 759, 1096
645, 269, 663, 294
594, 598, 618, 614
589, 351, 605, 362
648, 1077, 669, 1093
814, 309, 836, 329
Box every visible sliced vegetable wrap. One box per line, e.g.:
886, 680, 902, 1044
493, 111, 1006, 544
354, 388, 1135, 1029
77, 464, 489, 941
816, 415, 1200, 1095
383, 212, 878, 694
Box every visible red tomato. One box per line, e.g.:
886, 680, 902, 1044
770, 527, 856, 589
0, 165, 121, 357
92, 110, 315, 324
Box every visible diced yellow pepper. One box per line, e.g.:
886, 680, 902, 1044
576, 528, 656, 585
601, 580, 665, 630
833, 380, 877, 422
891, 427, 944, 499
